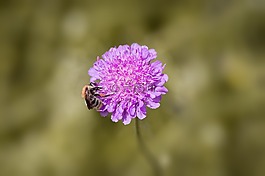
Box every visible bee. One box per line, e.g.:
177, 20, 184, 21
81, 82, 110, 110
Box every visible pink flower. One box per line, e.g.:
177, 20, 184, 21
88, 43, 168, 125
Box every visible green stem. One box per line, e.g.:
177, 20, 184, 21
135, 118, 162, 176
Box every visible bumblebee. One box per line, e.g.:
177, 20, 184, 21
82, 82, 112, 110
81, 82, 104, 110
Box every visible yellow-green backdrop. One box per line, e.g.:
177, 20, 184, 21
0, 0, 265, 176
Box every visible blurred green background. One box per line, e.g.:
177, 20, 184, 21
0, 0, 265, 176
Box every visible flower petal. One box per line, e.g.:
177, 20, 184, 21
129, 103, 136, 117
162, 74, 169, 82
146, 99, 160, 109
155, 86, 168, 94
147, 49, 157, 62
136, 101, 147, 119
122, 111, 132, 125
88, 68, 99, 78
141, 46, 149, 59
152, 95, 162, 103
111, 110, 119, 122
100, 110, 109, 117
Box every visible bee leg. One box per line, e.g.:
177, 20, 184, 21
89, 82, 97, 87
99, 93, 114, 97
90, 87, 102, 95
93, 93, 109, 97
90, 82, 102, 88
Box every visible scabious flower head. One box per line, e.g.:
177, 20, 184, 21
88, 43, 168, 125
